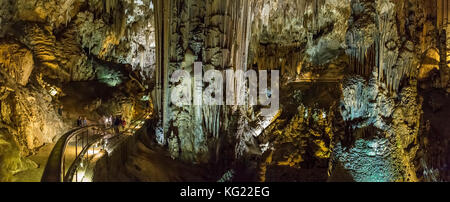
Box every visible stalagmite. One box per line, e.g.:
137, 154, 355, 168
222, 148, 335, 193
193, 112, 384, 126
140, 51, 145, 69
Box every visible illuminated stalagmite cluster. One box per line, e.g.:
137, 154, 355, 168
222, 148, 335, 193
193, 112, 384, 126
0, 0, 448, 182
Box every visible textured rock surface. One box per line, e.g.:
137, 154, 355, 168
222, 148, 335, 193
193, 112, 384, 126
252, 0, 350, 71
340, 75, 394, 130
0, 0, 449, 182
12, 85, 69, 153
336, 75, 420, 182
0, 40, 34, 86
0, 43, 69, 180
148, 0, 448, 182
0, 0, 155, 181
74, 0, 155, 80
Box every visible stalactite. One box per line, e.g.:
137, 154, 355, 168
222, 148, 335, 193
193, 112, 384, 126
105, 0, 119, 14
230, 0, 253, 72
203, 106, 221, 139
375, 11, 416, 93
347, 29, 374, 78
345, 0, 419, 92
377, 13, 388, 88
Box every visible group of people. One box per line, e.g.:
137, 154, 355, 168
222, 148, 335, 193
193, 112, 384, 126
76, 115, 127, 135
102, 115, 114, 128
102, 115, 126, 134
77, 116, 88, 127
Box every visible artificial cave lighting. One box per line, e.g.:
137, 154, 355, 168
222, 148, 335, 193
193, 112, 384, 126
49, 87, 58, 96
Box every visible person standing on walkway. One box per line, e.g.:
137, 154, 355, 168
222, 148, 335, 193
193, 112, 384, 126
58, 105, 63, 117
121, 118, 126, 129
82, 117, 88, 127
121, 116, 125, 132
108, 116, 114, 133
114, 116, 120, 135
77, 116, 82, 127
102, 115, 108, 128
108, 115, 113, 128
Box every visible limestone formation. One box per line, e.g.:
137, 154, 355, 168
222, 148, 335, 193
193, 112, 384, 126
0, 0, 449, 183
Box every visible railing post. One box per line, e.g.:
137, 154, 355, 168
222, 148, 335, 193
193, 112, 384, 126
92, 128, 94, 156
82, 130, 84, 148
75, 135, 77, 182
62, 154, 65, 181
86, 129, 89, 158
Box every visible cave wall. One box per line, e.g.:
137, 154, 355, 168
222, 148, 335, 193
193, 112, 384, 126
0, 40, 69, 181
147, 0, 449, 182
153, 0, 257, 164
0, 0, 448, 182
0, 0, 156, 181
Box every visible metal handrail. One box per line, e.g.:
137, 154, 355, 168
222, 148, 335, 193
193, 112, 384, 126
63, 131, 108, 182
41, 114, 149, 182
41, 125, 103, 182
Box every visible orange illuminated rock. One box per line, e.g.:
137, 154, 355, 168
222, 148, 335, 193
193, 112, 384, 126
0, 40, 34, 86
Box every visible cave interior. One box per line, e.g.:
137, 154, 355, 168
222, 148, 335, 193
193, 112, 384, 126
0, 0, 449, 182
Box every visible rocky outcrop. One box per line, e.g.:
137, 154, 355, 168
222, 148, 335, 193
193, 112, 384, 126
252, 82, 343, 182
0, 40, 68, 155
251, 0, 350, 81
0, 39, 70, 181
11, 84, 69, 153
11, 21, 98, 82
0, 40, 34, 86
15, 23, 70, 80
55, 25, 96, 81
330, 0, 436, 181
340, 75, 394, 130
336, 74, 420, 182
0, 0, 155, 83
74, 0, 155, 81
265, 105, 334, 166
14, 0, 82, 29
0, 0, 14, 38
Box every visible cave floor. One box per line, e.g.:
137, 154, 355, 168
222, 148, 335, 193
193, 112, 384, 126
12, 143, 81, 182
14, 144, 82, 182
112, 141, 215, 182
12, 138, 97, 182
12, 144, 55, 182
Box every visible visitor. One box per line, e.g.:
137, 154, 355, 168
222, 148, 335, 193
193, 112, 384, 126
82, 117, 88, 127
102, 115, 108, 128
106, 115, 113, 135
77, 116, 82, 127
108, 115, 113, 128
121, 118, 127, 131
58, 105, 63, 117
117, 116, 124, 133
114, 116, 120, 134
